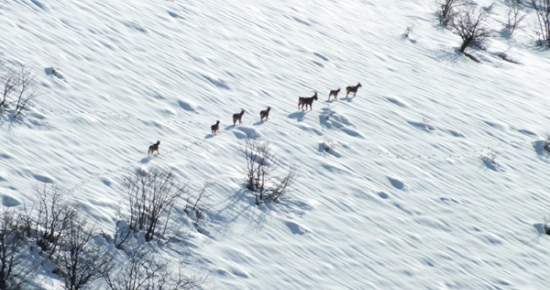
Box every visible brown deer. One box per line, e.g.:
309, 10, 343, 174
148, 140, 161, 156
260, 106, 271, 122
211, 120, 220, 135
345, 82, 362, 98
232, 109, 245, 126
328, 88, 340, 100
298, 91, 318, 111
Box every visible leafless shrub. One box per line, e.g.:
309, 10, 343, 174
452, 6, 491, 53
55, 212, 113, 290
263, 166, 298, 203
104, 247, 208, 290
505, 2, 527, 35
22, 183, 78, 258
543, 133, 550, 152
239, 136, 298, 204
531, 0, 550, 47
438, 0, 463, 26
0, 61, 15, 114
124, 168, 185, 242
184, 183, 212, 225
0, 62, 39, 118
0, 210, 33, 289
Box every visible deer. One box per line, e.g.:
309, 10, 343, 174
328, 88, 340, 101
345, 82, 362, 98
260, 106, 271, 122
298, 91, 318, 111
232, 109, 245, 126
211, 120, 220, 135
148, 140, 161, 156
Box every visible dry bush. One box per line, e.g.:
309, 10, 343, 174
531, 0, 550, 46
0, 210, 33, 289
121, 168, 186, 242
452, 6, 491, 53
239, 136, 298, 204
0, 61, 39, 118
20, 183, 78, 258
438, 0, 463, 26
183, 183, 212, 226
543, 134, 550, 152
55, 212, 113, 290
505, 1, 527, 35
104, 247, 208, 290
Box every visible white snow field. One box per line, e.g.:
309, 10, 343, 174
2, 0, 550, 289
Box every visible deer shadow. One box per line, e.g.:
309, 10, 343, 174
287, 111, 307, 122
533, 140, 549, 157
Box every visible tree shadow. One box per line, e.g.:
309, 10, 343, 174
208, 188, 271, 239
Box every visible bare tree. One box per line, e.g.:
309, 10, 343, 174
452, 6, 491, 53
0, 62, 39, 118
0, 210, 33, 289
438, 0, 462, 26
505, 1, 527, 35
0, 61, 15, 114
55, 212, 113, 290
543, 133, 550, 152
531, 0, 550, 46
262, 165, 298, 203
23, 183, 78, 258
239, 137, 298, 204
124, 168, 185, 242
239, 137, 276, 204
183, 183, 212, 227
13, 65, 38, 118
104, 247, 207, 290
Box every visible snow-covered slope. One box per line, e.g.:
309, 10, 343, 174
2, 0, 550, 288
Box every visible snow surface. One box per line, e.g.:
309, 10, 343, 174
2, 0, 550, 289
